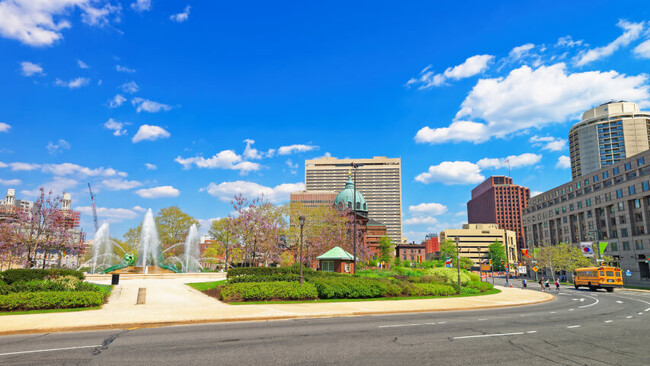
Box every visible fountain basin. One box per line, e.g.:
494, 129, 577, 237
85, 272, 226, 281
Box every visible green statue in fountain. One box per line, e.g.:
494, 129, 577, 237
103, 253, 135, 274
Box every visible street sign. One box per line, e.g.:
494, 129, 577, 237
517, 266, 527, 274
625, 269, 632, 277
532, 266, 539, 272
480, 264, 491, 271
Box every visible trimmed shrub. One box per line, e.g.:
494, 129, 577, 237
0, 280, 9, 295
461, 287, 480, 295
227, 267, 315, 279
1, 269, 84, 284
467, 272, 481, 282
0, 291, 105, 311
466, 281, 493, 293
228, 274, 302, 284
220, 281, 318, 302
413, 283, 456, 296
425, 268, 471, 285
309, 277, 387, 299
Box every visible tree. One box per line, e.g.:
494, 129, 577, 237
122, 226, 142, 249
209, 217, 234, 267
378, 235, 394, 264
459, 257, 474, 270
439, 239, 457, 261
488, 241, 507, 271
156, 206, 200, 253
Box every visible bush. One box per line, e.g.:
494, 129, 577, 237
0, 280, 9, 295
0, 291, 105, 311
466, 281, 493, 293
220, 282, 318, 302
309, 277, 387, 299
413, 283, 457, 296
227, 267, 316, 279
425, 268, 471, 285
461, 287, 480, 295
467, 272, 481, 282
1, 269, 84, 284
228, 274, 302, 283
9, 277, 105, 293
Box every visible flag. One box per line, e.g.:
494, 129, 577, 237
533, 248, 540, 257
521, 249, 531, 258
580, 242, 594, 257
598, 242, 608, 256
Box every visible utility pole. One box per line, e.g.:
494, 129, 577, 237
299, 215, 305, 285
455, 236, 462, 293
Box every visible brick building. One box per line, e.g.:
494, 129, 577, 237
424, 233, 440, 256
467, 176, 530, 249
396, 243, 426, 262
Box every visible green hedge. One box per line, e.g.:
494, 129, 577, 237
220, 281, 318, 302
0, 291, 105, 311
9, 279, 100, 293
0, 280, 9, 295
413, 283, 457, 296
466, 281, 493, 293
309, 277, 389, 299
424, 268, 471, 285
1, 269, 85, 284
227, 267, 308, 279
228, 274, 303, 283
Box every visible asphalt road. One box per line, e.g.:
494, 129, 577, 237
1, 285, 649, 365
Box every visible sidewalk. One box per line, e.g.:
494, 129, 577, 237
0, 277, 554, 335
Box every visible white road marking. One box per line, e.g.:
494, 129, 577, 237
526, 331, 537, 334
569, 308, 575, 311
425, 322, 437, 325
645, 308, 650, 312
580, 298, 585, 302
605, 320, 613, 323
578, 294, 600, 309
567, 325, 581, 328
438, 321, 447, 324
572, 298, 579, 301
549, 311, 557, 314
478, 318, 488, 321
616, 300, 623, 304
627, 316, 634, 319
378, 323, 422, 328
638, 312, 643, 315
453, 331, 529, 340
0, 345, 102, 357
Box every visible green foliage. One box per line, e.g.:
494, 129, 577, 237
0, 291, 105, 311
229, 274, 302, 283
465, 281, 493, 293
221, 282, 318, 302
424, 267, 471, 285
461, 287, 480, 295
1, 269, 85, 284
393, 257, 401, 267
413, 283, 457, 296
467, 272, 481, 282
228, 266, 315, 279
459, 257, 474, 270
309, 277, 388, 299
0, 280, 9, 295
488, 241, 507, 271
9, 278, 102, 293
378, 235, 394, 264
440, 239, 457, 260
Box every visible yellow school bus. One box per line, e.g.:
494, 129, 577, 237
573, 266, 623, 292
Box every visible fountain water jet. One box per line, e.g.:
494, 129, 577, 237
183, 224, 201, 272
138, 208, 160, 273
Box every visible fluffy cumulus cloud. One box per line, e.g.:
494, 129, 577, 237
20, 61, 44, 76
8, 162, 40, 171
575, 20, 644, 66
277, 144, 318, 155
130, 0, 151, 12
243, 139, 264, 159
55, 77, 90, 89
0, 178, 21, 186
406, 54, 494, 89
46, 139, 71, 155
76, 206, 142, 221
101, 178, 142, 191
170, 5, 190, 22
135, 186, 180, 199
415, 161, 484, 185
175, 150, 261, 174
476, 153, 542, 170
634, 39, 650, 59
404, 216, 439, 225
0, 123, 10, 132
40, 163, 126, 177
529, 136, 567, 151
21, 176, 79, 197
132, 124, 170, 143
120, 81, 139, 94
132, 97, 172, 113
0, 0, 120, 46
108, 94, 126, 108
417, 63, 650, 145
204, 181, 304, 203
556, 155, 571, 169
104, 118, 128, 136
408, 202, 448, 215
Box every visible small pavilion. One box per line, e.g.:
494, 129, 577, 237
317, 246, 355, 273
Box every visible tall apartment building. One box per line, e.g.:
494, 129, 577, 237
522, 150, 650, 286
305, 156, 403, 244
569, 101, 650, 179
467, 176, 530, 249
439, 224, 518, 264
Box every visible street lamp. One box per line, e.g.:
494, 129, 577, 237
299, 215, 305, 285
455, 236, 462, 293
350, 163, 359, 274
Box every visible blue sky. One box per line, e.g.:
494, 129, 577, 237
1, 0, 650, 242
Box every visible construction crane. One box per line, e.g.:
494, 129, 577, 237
87, 183, 99, 234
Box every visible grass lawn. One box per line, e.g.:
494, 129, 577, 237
187, 280, 227, 291
226, 288, 502, 305
0, 306, 102, 316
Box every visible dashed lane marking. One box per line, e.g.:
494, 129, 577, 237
478, 318, 488, 321
452, 331, 533, 340
605, 320, 613, 323
567, 325, 581, 329
549, 311, 557, 314
638, 312, 643, 315
526, 331, 537, 334
0, 345, 103, 357
569, 308, 575, 311
378, 324, 422, 328
627, 316, 634, 319
616, 300, 623, 304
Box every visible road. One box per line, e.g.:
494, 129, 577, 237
0, 286, 649, 365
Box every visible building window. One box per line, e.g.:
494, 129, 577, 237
618, 202, 625, 211
577, 201, 582, 209
584, 179, 589, 186
635, 240, 644, 250
586, 198, 591, 207
638, 157, 645, 166
610, 242, 618, 251
603, 171, 609, 179
587, 210, 593, 218
629, 185, 636, 195
322, 261, 334, 272
621, 228, 628, 237
634, 199, 641, 209
643, 182, 650, 192
625, 162, 632, 171
614, 167, 620, 175
570, 204, 574, 211
593, 175, 599, 182
616, 189, 623, 198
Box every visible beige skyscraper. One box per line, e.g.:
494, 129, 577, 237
304, 156, 403, 244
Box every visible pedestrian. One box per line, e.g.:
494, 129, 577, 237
555, 279, 560, 292
539, 278, 544, 291
545, 279, 550, 290
522, 278, 527, 289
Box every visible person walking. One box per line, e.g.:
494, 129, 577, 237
555, 279, 560, 292
545, 279, 550, 290
522, 278, 527, 289
539, 278, 544, 291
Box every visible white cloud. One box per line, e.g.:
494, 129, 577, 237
131, 0, 151, 12
20, 61, 44, 76
415, 161, 484, 185
575, 20, 644, 66
55, 77, 90, 89
243, 139, 263, 159
0, 0, 119, 46
204, 181, 304, 203
418, 63, 650, 144
41, 163, 125, 177
120, 81, 139, 94
132, 125, 170, 143
133, 206, 146, 212
9, 162, 40, 171
116, 65, 135, 73
145, 163, 157, 170
529, 135, 567, 151
404, 216, 439, 225
0, 123, 10, 133
170, 5, 190, 22
406, 54, 494, 89
77, 59, 89, 69
101, 178, 142, 191
508, 43, 535, 60
21, 176, 79, 197
556, 35, 583, 48
175, 150, 261, 174
556, 155, 571, 169
46, 139, 70, 155
476, 153, 542, 170
76, 206, 141, 221
104, 118, 128, 136
108, 94, 126, 108
132, 97, 172, 113
0, 178, 21, 186
277, 144, 319, 155
408, 202, 448, 215
531, 191, 543, 197
286, 159, 298, 169
135, 186, 180, 199
633, 39, 650, 59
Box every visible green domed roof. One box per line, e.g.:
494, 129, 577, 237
334, 176, 367, 212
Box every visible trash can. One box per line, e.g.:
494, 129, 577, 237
111, 273, 120, 285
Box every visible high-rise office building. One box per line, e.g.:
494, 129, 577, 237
304, 156, 403, 244
467, 176, 530, 249
569, 101, 650, 179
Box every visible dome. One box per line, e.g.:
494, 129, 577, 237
334, 176, 367, 212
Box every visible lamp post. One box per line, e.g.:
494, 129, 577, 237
455, 236, 462, 293
299, 215, 305, 285
351, 163, 359, 274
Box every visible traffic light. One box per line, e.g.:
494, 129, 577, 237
489, 259, 492, 265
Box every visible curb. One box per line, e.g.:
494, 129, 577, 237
0, 292, 555, 336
